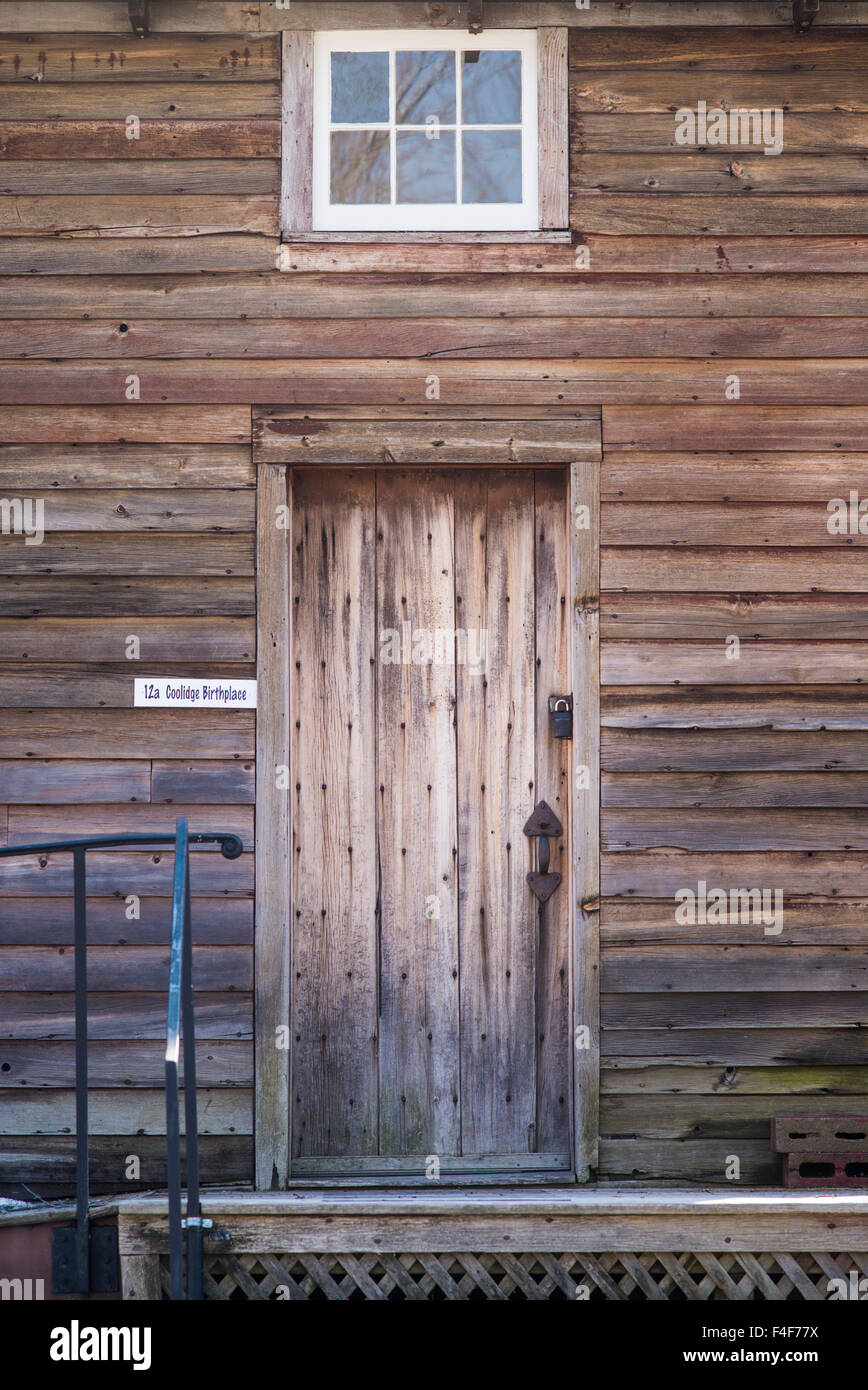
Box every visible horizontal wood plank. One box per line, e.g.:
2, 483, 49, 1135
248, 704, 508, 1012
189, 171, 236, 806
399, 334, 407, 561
0, 895, 252, 945
602, 547, 868, 592
601, 641, 868, 685
0, 83, 280, 119
602, 729, 868, 770
0, 444, 253, 489
0, 710, 254, 758
603, 452, 868, 501
602, 595, 868, 640
0, 991, 251, 1039
0, 1039, 252, 1088
0, 1089, 252, 1136
0, 195, 278, 236
603, 849, 868, 896
0, 850, 253, 896
603, 772, 868, 809
0, 235, 278, 274
603, 685, 868, 730
0, 34, 279, 82
603, 807, 868, 851
0, 535, 253, 576
0, 405, 250, 442
7, 805, 253, 852
2, 358, 868, 404
0, 119, 280, 158
255, 414, 599, 464
0, 945, 252, 991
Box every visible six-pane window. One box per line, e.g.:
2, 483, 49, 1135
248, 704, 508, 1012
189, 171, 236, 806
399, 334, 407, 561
312, 32, 539, 231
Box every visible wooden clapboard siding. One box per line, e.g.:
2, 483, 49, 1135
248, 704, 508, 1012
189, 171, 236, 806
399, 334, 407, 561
2, 11, 867, 1197
0, 400, 255, 1161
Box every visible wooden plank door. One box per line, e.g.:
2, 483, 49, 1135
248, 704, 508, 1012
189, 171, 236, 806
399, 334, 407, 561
289, 467, 572, 1178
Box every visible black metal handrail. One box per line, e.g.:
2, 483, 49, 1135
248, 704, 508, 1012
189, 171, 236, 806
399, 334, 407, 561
0, 822, 242, 1298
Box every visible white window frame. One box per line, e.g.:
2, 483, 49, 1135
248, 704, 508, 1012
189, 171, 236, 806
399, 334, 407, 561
312, 30, 537, 233
280, 27, 569, 242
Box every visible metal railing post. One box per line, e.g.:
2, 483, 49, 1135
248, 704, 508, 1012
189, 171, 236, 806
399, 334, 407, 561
165, 818, 188, 1301
72, 845, 89, 1293
181, 841, 204, 1300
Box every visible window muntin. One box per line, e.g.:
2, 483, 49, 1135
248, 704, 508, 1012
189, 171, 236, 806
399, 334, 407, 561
312, 30, 539, 231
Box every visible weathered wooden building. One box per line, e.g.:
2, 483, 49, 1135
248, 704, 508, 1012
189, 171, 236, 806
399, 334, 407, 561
1, 0, 867, 1300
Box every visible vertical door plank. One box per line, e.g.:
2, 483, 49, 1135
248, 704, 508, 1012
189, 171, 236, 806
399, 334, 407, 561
455, 471, 537, 1155
533, 468, 572, 1156
376, 469, 460, 1157
290, 469, 378, 1157
255, 462, 290, 1190
571, 459, 601, 1179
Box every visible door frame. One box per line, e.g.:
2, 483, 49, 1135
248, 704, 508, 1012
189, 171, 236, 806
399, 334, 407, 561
252, 410, 600, 1188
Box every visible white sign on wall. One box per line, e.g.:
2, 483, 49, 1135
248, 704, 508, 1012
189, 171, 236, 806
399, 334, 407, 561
134, 678, 257, 709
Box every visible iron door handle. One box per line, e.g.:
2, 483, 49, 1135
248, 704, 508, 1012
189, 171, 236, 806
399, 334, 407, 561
523, 800, 562, 903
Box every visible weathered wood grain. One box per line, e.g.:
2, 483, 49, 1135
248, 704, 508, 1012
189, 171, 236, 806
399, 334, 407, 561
0, 405, 250, 442
0, 534, 253, 576
262, 2, 868, 30
574, 112, 868, 156
0, 160, 279, 195
0, 850, 253, 897
603, 772, 868, 810
0, 489, 254, 532
151, 759, 254, 805
0, 444, 253, 489
0, 2, 262, 32
570, 69, 868, 113
0, 83, 280, 119
602, 1028, 865, 1063
10, 316, 868, 360
602, 547, 868, 592
454, 471, 537, 1157
4, 273, 865, 319
602, 595, 868, 641
603, 849, 868, 897
602, 897, 868, 944
0, 895, 252, 945
603, 500, 868, 546
601, 1094, 868, 1141
280, 30, 312, 236
377, 470, 460, 1157
254, 464, 290, 1190
255, 415, 600, 464
0, 710, 254, 759
290, 468, 378, 1161
533, 469, 572, 1156
0, 664, 253, 710
0, 119, 280, 158
603, 452, 868, 501
570, 27, 868, 70
573, 194, 868, 236
575, 153, 868, 195
601, 1065, 868, 1095
604, 807, 868, 852
0, 1089, 252, 1136
571, 456, 601, 1177
0, 34, 279, 83
538, 28, 569, 229
1, 991, 251, 1039
602, 992, 868, 1029
598, 1138, 776, 1183
0, 945, 252, 991
0, 235, 278, 274
5, 358, 868, 405
0, 1039, 252, 1089
8, 804, 253, 851
0, 195, 278, 236
0, 760, 149, 804
602, 729, 868, 772
602, 686, 868, 731
280, 235, 868, 274
602, 642, 868, 686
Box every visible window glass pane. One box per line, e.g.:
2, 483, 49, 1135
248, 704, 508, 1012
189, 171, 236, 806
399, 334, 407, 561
461, 50, 522, 125
396, 129, 456, 203
331, 52, 389, 123
462, 129, 521, 203
330, 130, 391, 204
396, 50, 456, 124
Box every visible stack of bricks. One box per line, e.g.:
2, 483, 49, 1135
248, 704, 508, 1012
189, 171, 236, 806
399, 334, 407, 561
772, 1118, 868, 1188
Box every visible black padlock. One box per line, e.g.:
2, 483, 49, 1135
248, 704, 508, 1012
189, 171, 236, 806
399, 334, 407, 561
549, 695, 573, 739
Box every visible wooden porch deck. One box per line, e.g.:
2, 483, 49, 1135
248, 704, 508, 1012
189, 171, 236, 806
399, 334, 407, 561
118, 1188, 868, 1300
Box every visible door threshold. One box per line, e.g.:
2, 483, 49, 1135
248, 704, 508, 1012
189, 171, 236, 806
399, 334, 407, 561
287, 1173, 579, 1189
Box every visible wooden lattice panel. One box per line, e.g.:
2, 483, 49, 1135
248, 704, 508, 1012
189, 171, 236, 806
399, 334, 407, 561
157, 1251, 868, 1300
